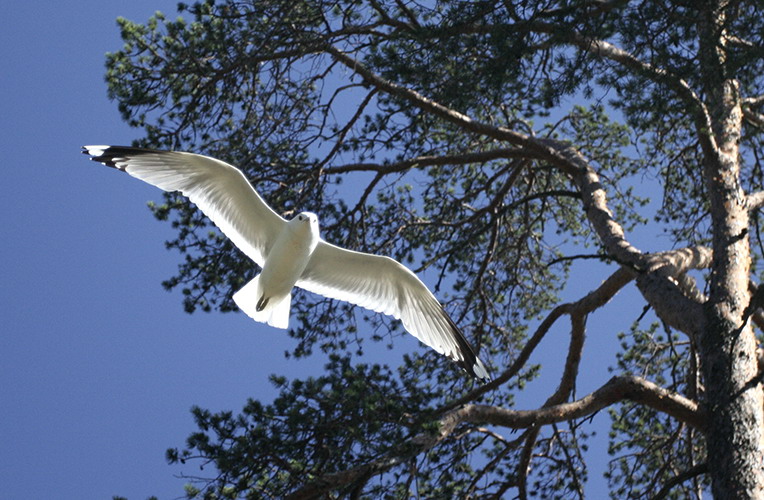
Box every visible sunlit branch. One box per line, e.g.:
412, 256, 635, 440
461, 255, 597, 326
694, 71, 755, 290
637, 246, 713, 338
742, 95, 764, 109
743, 107, 764, 128
749, 191, 764, 211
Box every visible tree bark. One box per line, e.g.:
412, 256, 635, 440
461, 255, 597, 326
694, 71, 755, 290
698, 2, 764, 497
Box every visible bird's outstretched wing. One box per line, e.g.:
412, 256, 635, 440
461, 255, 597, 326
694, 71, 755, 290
297, 241, 490, 381
82, 146, 285, 266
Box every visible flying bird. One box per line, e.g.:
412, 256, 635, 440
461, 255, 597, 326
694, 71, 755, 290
82, 145, 490, 382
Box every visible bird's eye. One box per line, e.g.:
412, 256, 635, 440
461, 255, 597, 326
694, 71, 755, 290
298, 215, 304, 221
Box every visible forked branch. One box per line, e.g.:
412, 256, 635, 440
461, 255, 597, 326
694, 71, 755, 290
285, 375, 704, 500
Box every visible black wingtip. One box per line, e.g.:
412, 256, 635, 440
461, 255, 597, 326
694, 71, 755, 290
82, 145, 120, 169
82, 145, 162, 170
440, 307, 491, 383
457, 356, 491, 383
469, 358, 492, 384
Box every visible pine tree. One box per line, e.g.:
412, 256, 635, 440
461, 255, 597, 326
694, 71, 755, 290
105, 0, 764, 497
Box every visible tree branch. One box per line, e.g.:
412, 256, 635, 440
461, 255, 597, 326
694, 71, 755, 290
449, 17, 717, 158
324, 44, 580, 173
636, 246, 713, 337
558, 32, 713, 153
440, 266, 635, 413
285, 375, 704, 499
323, 147, 539, 174
325, 44, 653, 270
468, 375, 705, 431
743, 107, 764, 129
748, 191, 764, 211
650, 462, 709, 500
743, 95, 764, 108
315, 87, 378, 171
326, 38, 715, 337
517, 425, 541, 500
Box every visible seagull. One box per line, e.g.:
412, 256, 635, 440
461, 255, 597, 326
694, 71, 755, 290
82, 145, 490, 381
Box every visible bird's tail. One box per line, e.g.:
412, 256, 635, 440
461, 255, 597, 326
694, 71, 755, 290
233, 275, 291, 329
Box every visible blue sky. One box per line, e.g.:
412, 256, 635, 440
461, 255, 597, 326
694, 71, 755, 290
0, 2, 306, 498
0, 2, 652, 498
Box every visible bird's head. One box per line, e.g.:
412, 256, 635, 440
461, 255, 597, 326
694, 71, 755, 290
293, 211, 318, 224
290, 211, 319, 233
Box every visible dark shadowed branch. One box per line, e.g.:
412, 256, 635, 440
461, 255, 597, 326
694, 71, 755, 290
285, 374, 704, 499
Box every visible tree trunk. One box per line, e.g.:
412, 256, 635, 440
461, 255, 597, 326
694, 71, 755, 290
698, 3, 764, 497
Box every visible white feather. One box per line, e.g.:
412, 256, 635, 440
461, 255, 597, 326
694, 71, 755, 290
84, 146, 490, 381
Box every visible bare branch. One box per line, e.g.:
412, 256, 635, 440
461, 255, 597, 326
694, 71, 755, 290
743, 107, 764, 129
325, 44, 654, 272
517, 426, 541, 500
748, 191, 764, 211
440, 266, 636, 413
637, 247, 713, 337
743, 95, 764, 108
324, 45, 580, 173
446, 19, 717, 158
286, 375, 704, 499
467, 375, 705, 431
315, 87, 378, 171
323, 147, 539, 174
650, 462, 709, 500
